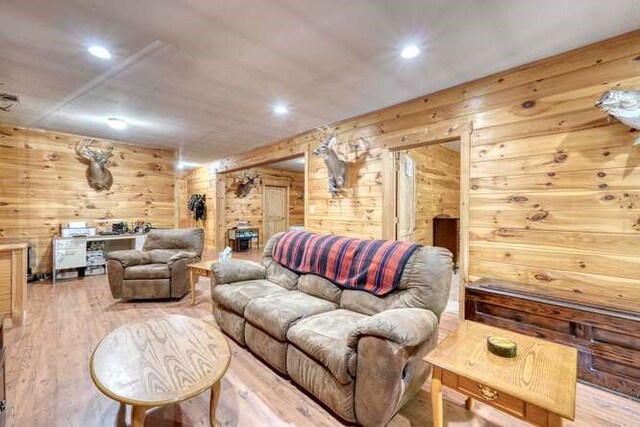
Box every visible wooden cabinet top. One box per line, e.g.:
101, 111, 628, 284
0, 243, 28, 251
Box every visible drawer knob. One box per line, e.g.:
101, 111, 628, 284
478, 384, 498, 401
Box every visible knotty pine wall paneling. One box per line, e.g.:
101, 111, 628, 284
179, 165, 217, 249
0, 125, 176, 274
224, 167, 304, 245
187, 30, 640, 313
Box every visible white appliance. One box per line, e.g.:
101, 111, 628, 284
61, 227, 96, 237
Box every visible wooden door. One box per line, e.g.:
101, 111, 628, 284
396, 151, 416, 241
263, 185, 288, 242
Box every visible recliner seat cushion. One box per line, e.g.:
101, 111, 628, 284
123, 263, 170, 280
212, 279, 287, 316
287, 309, 368, 384
245, 291, 338, 341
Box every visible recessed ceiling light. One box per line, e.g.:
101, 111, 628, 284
400, 45, 420, 59
107, 117, 127, 130
273, 104, 288, 114
88, 45, 112, 59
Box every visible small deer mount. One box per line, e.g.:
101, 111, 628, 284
312, 125, 347, 197
596, 89, 640, 146
75, 138, 114, 191
235, 171, 260, 198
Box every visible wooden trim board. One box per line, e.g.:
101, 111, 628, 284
383, 122, 472, 317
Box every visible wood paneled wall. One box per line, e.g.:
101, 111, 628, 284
0, 125, 176, 273
186, 30, 640, 313
178, 165, 217, 249
408, 145, 460, 245
224, 167, 304, 245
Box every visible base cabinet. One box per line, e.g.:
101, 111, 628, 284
465, 280, 640, 399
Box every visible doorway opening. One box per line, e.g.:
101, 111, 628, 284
394, 139, 462, 315
221, 155, 306, 261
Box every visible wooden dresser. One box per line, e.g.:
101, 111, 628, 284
465, 279, 640, 399
0, 244, 27, 326
433, 217, 459, 266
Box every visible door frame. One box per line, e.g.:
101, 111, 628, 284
382, 122, 471, 319
215, 152, 308, 251
395, 151, 417, 241
262, 179, 291, 243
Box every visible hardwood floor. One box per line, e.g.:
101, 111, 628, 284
7, 271, 640, 426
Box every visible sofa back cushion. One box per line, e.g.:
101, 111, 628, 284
261, 234, 299, 289
263, 233, 452, 317
271, 231, 420, 296
298, 274, 343, 304
265, 261, 299, 290
339, 246, 452, 317
143, 228, 204, 256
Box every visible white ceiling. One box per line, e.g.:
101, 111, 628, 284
265, 156, 305, 172
2, 1, 640, 163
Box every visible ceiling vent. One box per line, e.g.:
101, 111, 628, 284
0, 93, 19, 112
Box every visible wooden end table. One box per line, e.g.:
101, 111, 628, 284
90, 314, 231, 426
425, 320, 577, 427
188, 260, 216, 305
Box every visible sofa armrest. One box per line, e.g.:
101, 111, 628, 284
211, 260, 266, 285
168, 256, 200, 298
167, 251, 199, 268
106, 250, 150, 268
347, 308, 439, 350
348, 308, 439, 426
106, 259, 124, 298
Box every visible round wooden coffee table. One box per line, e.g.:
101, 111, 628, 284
90, 314, 231, 426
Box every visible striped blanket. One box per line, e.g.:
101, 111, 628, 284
273, 231, 421, 296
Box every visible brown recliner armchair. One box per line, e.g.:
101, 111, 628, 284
106, 228, 204, 300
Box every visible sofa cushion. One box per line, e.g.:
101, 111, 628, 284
265, 261, 299, 290
298, 274, 342, 304
245, 291, 338, 341
212, 279, 287, 316
123, 263, 170, 280
287, 309, 368, 384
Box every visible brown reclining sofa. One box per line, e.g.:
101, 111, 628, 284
210, 232, 452, 426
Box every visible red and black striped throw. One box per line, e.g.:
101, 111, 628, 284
273, 231, 421, 296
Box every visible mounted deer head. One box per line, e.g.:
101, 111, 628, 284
235, 170, 259, 198
311, 125, 346, 197
596, 89, 640, 146
75, 139, 114, 191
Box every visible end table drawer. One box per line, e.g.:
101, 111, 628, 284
451, 373, 525, 417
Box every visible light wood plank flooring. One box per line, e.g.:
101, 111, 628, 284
7, 271, 640, 426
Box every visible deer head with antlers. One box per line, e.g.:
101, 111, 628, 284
312, 125, 346, 197
235, 170, 260, 198
75, 138, 114, 191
